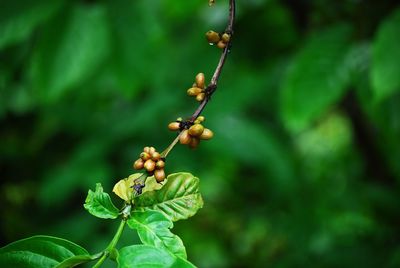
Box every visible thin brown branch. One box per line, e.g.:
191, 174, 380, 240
134, 0, 235, 192
190, 0, 235, 121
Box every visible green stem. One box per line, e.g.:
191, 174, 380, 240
92, 219, 127, 268
160, 134, 181, 158
92, 252, 108, 268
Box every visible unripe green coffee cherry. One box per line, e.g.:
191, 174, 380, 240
144, 159, 156, 172
156, 159, 165, 169
217, 40, 226, 49
221, 33, 231, 43
188, 124, 204, 137
168, 122, 180, 131
206, 30, 220, 43
179, 129, 192, 145
197, 116, 205, 122
195, 73, 205, 89
194, 116, 205, 124
187, 87, 203, 96
196, 92, 205, 102
154, 169, 166, 182
133, 158, 144, 170
140, 152, 151, 161
200, 128, 214, 140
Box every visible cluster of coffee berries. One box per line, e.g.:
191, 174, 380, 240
187, 72, 207, 102
168, 116, 214, 149
205, 30, 231, 49
133, 146, 166, 182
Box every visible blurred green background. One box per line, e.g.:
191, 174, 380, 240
1, 0, 400, 267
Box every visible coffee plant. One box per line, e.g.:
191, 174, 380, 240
0, 0, 235, 267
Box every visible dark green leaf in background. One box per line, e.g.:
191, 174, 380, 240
134, 173, 203, 222
84, 183, 119, 219
0, 0, 64, 50
128, 210, 187, 259
0, 235, 91, 268
117, 245, 195, 268
29, 3, 110, 103
280, 24, 352, 132
372, 8, 400, 101
2, 1, 400, 267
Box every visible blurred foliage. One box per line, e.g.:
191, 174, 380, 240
1, 0, 400, 267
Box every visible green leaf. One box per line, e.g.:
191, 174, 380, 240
134, 172, 203, 222
55, 253, 99, 268
0, 0, 63, 50
117, 245, 196, 268
30, 3, 110, 102
372, 8, 400, 101
127, 210, 187, 259
0, 235, 91, 268
142, 175, 164, 193
84, 183, 119, 219
280, 24, 352, 132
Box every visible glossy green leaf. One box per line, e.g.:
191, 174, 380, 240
117, 245, 195, 268
0, 0, 63, 49
134, 173, 203, 222
0, 235, 91, 268
128, 210, 187, 259
280, 24, 352, 132
84, 183, 119, 219
372, 8, 400, 101
30, 3, 110, 102
55, 253, 100, 268
142, 176, 164, 193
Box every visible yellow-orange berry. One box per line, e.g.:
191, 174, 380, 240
144, 159, 156, 172
195, 73, 205, 89
187, 87, 202, 96
148, 147, 156, 155
200, 128, 214, 140
196, 93, 205, 102
217, 40, 226, 49
188, 124, 204, 137
154, 169, 166, 182
189, 137, 200, 149
156, 160, 165, 169
179, 129, 192, 145
140, 152, 151, 161
168, 122, 180, 131
152, 152, 161, 161
143, 146, 150, 153
133, 159, 144, 170
206, 30, 220, 43
221, 33, 231, 43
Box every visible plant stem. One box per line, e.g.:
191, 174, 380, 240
163, 0, 236, 154
92, 219, 127, 268
190, 0, 235, 121
160, 134, 180, 158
